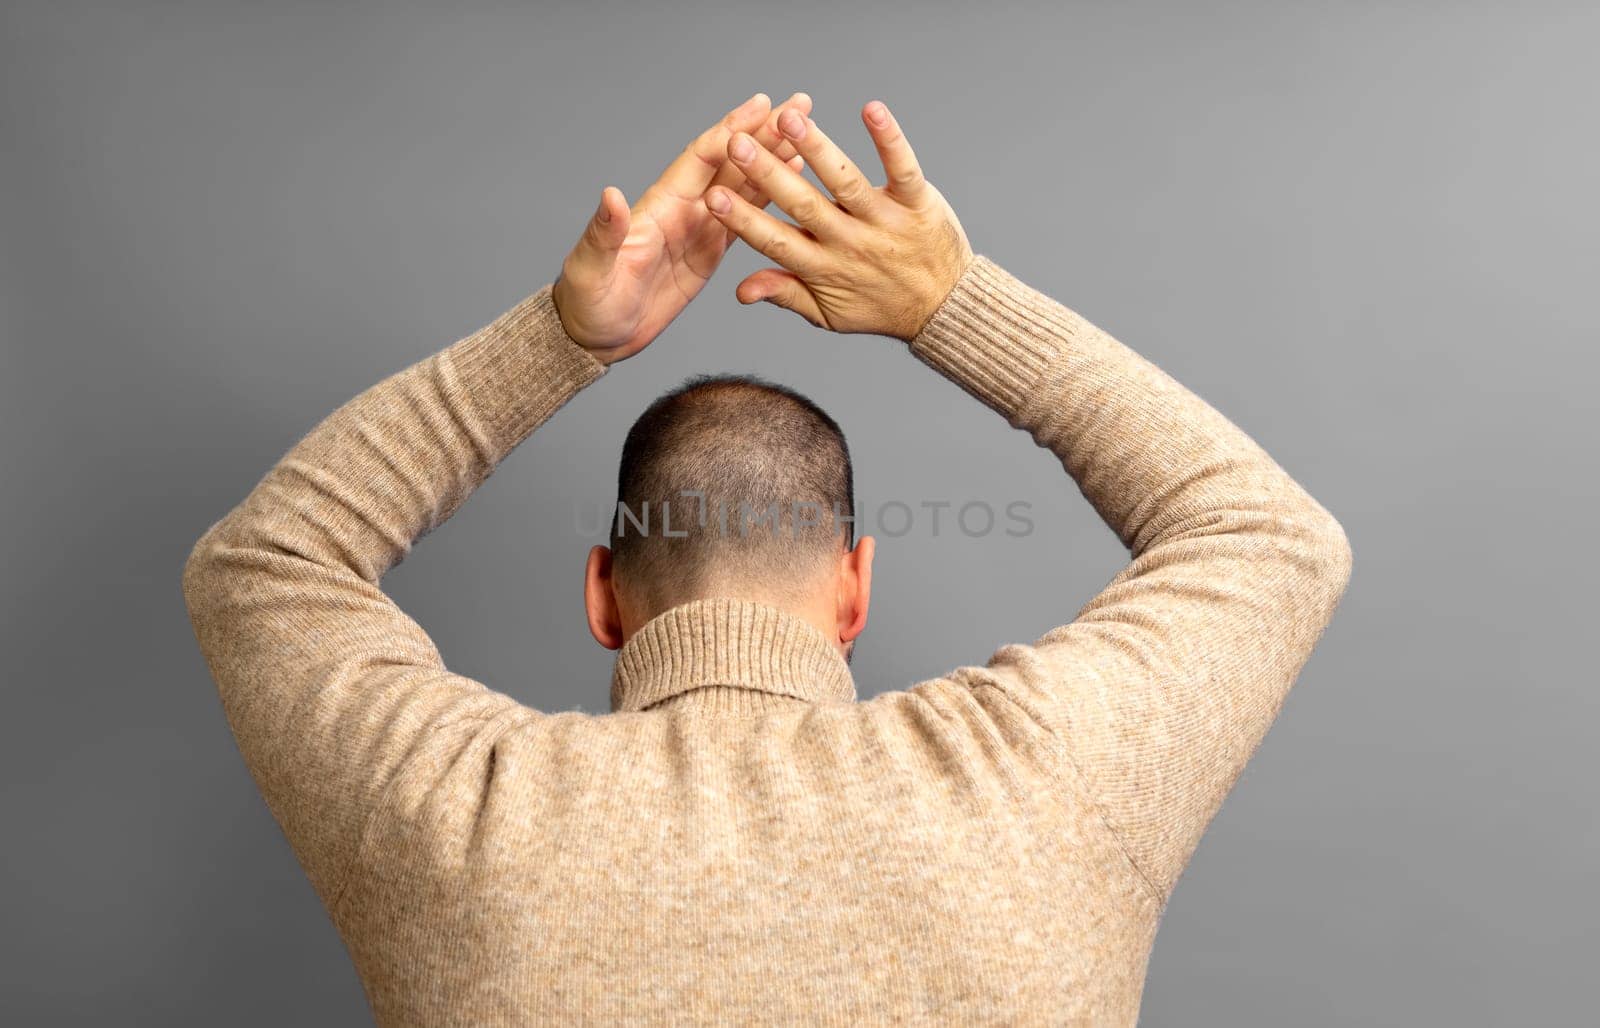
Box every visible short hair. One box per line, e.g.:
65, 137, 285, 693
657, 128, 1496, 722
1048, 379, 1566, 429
610, 374, 854, 610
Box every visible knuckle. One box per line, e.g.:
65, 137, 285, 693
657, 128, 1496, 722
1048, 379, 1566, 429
837, 181, 872, 209
685, 137, 718, 170
893, 168, 923, 191
790, 196, 822, 224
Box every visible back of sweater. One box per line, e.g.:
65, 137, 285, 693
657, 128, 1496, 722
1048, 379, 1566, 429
341, 689, 1159, 1024
183, 256, 1351, 1025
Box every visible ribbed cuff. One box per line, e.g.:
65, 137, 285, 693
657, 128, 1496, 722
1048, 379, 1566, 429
443, 284, 607, 458
908, 255, 1083, 422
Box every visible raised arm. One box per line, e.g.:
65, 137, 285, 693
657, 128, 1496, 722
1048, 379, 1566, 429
705, 100, 1352, 901
182, 285, 600, 906
908, 258, 1351, 899
182, 92, 815, 906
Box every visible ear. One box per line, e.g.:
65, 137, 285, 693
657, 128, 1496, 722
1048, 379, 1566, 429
584, 545, 625, 650
836, 535, 875, 644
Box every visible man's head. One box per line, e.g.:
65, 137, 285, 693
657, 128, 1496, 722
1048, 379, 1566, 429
584, 375, 874, 657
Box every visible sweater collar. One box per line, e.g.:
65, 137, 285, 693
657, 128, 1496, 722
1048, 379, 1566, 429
610, 597, 857, 714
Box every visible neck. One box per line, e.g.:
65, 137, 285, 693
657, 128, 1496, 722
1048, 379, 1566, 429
625, 586, 840, 656
610, 596, 857, 714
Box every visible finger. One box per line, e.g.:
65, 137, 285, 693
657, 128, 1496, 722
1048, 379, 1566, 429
775, 108, 879, 216
724, 156, 804, 251
654, 92, 773, 200
718, 92, 812, 202
736, 153, 805, 209
737, 267, 826, 328
569, 186, 630, 276
726, 130, 845, 239
704, 185, 826, 274
861, 100, 928, 205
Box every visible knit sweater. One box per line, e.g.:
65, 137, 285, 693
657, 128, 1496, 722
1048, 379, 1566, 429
183, 255, 1352, 1026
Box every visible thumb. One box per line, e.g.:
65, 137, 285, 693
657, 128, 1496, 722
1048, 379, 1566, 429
574, 186, 629, 273
736, 268, 825, 328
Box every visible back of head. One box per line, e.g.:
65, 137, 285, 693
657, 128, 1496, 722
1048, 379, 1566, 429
611, 375, 854, 615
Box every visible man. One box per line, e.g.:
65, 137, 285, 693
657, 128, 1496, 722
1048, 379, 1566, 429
184, 91, 1352, 1025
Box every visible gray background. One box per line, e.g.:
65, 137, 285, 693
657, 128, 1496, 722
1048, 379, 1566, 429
3, 1, 1594, 1024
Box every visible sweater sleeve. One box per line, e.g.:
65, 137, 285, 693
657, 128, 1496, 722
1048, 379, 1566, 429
907, 256, 1352, 900
181, 283, 605, 906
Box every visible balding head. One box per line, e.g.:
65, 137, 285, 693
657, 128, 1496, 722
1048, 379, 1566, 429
608, 375, 855, 614
583, 374, 875, 655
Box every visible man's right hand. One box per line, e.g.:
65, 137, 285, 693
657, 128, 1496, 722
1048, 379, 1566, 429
702, 100, 975, 342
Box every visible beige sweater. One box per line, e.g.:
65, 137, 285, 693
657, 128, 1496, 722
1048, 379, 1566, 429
184, 255, 1351, 1025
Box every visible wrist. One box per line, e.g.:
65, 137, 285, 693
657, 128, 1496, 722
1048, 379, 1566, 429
902, 249, 978, 342
548, 276, 588, 350
549, 275, 638, 367
905, 255, 1060, 417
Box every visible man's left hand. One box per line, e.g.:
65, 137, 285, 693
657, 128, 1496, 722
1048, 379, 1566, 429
552, 92, 811, 365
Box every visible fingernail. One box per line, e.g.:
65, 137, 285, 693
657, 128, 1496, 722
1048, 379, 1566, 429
741, 92, 765, 112
597, 191, 611, 222
706, 189, 731, 214
866, 102, 888, 127
779, 109, 807, 140
729, 135, 755, 163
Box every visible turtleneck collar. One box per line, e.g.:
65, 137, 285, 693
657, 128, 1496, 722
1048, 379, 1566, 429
609, 597, 857, 714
